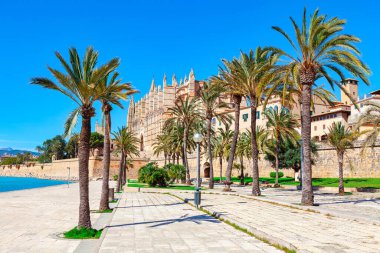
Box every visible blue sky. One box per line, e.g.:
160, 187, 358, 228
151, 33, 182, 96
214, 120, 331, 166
0, 0, 379, 151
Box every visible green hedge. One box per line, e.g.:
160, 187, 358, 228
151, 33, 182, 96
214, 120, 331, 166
270, 171, 284, 178
138, 162, 169, 187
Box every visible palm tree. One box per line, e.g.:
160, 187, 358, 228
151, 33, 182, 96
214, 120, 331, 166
31, 47, 119, 228
97, 72, 137, 211
272, 9, 370, 205
327, 122, 358, 195
112, 126, 139, 192
236, 131, 250, 185
355, 101, 380, 149
264, 108, 299, 186
212, 125, 233, 183
166, 97, 201, 184
153, 134, 170, 164
212, 48, 277, 193
199, 82, 231, 189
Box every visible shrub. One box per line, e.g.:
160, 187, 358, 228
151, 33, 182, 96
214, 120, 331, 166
113, 174, 118, 181
270, 171, 284, 178
149, 169, 169, 187
138, 162, 159, 183
164, 163, 186, 183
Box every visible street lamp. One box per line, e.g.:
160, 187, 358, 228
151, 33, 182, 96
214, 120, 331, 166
193, 133, 203, 208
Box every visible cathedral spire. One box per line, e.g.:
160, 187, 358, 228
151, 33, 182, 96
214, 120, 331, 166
189, 68, 195, 82
129, 96, 134, 107
163, 74, 167, 87
172, 74, 178, 87
150, 78, 155, 92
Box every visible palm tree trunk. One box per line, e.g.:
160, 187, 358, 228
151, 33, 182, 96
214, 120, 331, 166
77, 108, 92, 229
122, 157, 127, 185
176, 153, 179, 164
240, 156, 244, 185
165, 153, 167, 165
116, 150, 125, 192
219, 155, 223, 183
183, 127, 191, 185
274, 139, 280, 187
250, 98, 261, 196
168, 153, 171, 164
207, 118, 214, 189
99, 107, 111, 211
300, 72, 314, 205
338, 151, 345, 195
226, 95, 242, 190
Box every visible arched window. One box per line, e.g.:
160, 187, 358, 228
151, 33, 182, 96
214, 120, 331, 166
140, 134, 144, 151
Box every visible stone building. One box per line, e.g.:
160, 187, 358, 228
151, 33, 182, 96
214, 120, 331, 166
127, 69, 205, 159
127, 74, 380, 178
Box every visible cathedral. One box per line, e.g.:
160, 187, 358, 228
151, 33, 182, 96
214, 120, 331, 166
126, 69, 205, 159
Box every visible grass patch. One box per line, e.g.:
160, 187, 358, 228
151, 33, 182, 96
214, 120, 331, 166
63, 227, 102, 239
214, 177, 380, 189
109, 199, 118, 203
127, 181, 203, 191
92, 209, 113, 213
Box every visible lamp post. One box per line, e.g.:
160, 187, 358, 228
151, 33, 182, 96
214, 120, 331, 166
193, 133, 203, 208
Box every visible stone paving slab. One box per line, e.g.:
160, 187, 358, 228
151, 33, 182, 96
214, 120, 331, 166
173, 191, 380, 253
0, 181, 109, 253
98, 192, 282, 253
229, 185, 380, 222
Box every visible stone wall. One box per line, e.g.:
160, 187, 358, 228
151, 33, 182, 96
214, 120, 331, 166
0, 156, 149, 181
152, 144, 380, 179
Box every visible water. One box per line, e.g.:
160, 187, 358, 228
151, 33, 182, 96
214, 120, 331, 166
0, 177, 69, 192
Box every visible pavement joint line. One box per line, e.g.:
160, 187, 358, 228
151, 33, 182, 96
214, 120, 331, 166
73, 191, 123, 253
165, 192, 297, 253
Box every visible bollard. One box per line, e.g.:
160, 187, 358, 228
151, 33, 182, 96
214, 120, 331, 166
194, 188, 201, 208
109, 188, 115, 201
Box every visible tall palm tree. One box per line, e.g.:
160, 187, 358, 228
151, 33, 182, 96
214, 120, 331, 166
327, 122, 358, 195
166, 97, 201, 184
272, 8, 370, 205
199, 82, 232, 189
212, 48, 277, 193
112, 126, 139, 192
97, 72, 137, 211
355, 101, 380, 149
236, 131, 250, 185
31, 47, 119, 228
212, 125, 233, 183
264, 108, 299, 186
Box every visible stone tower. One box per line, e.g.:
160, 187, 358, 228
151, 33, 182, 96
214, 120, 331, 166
341, 78, 359, 105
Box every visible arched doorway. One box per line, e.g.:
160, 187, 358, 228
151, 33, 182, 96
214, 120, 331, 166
203, 162, 210, 178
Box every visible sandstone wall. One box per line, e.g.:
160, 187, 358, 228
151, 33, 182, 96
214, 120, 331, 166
151, 144, 380, 179
0, 156, 149, 181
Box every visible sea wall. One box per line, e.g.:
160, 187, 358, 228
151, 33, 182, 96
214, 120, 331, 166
0, 156, 149, 181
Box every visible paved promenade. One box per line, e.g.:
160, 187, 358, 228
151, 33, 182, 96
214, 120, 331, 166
98, 192, 282, 253
0, 181, 106, 253
174, 191, 380, 253
231, 186, 380, 222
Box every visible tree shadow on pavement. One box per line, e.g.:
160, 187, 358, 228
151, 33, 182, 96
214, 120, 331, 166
107, 214, 221, 229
